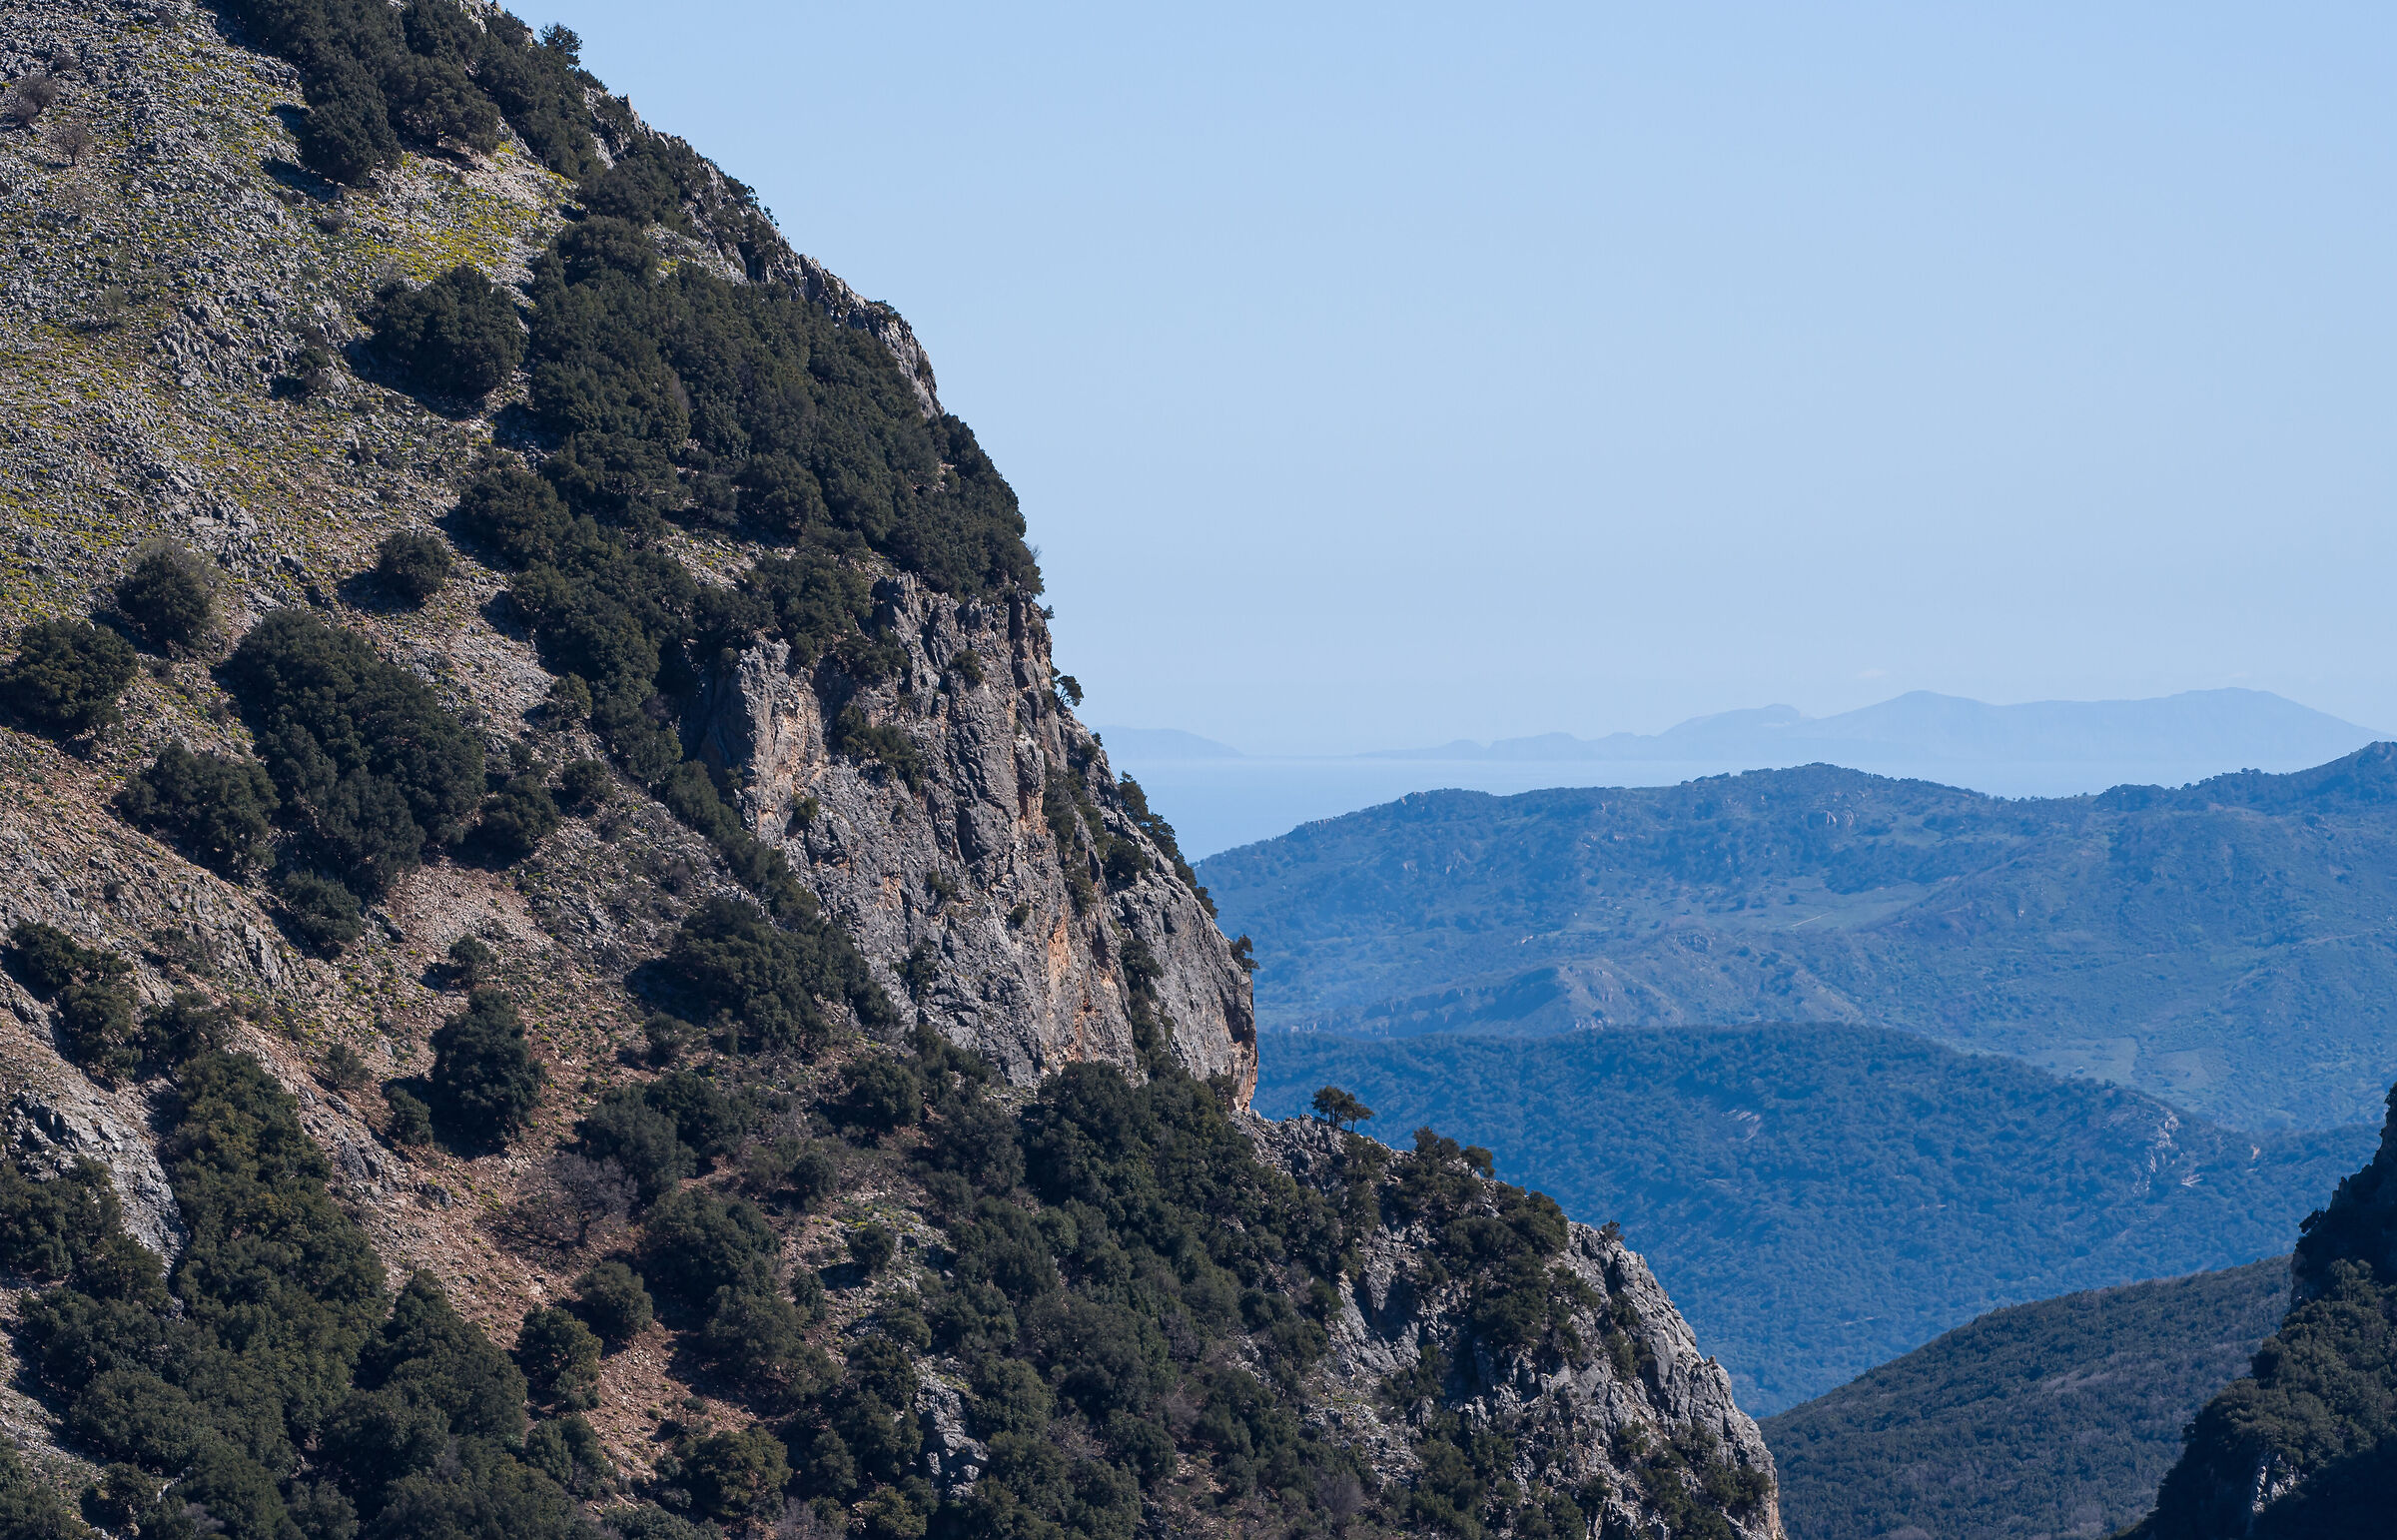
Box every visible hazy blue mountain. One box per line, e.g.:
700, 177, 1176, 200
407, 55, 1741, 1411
1368, 688, 2379, 768
1105, 690, 2381, 858
1202, 747, 2397, 1130
1762, 1259, 2288, 1540
1254, 1026, 2370, 1414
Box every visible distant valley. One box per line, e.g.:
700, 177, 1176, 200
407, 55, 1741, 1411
1252, 1025, 2368, 1413
1763, 1258, 2288, 1540
1205, 748, 2397, 1131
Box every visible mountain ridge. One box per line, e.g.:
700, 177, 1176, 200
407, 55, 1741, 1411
0, 3, 1780, 1537
1204, 748, 2397, 1130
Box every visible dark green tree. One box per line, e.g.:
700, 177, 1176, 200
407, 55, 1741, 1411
425, 989, 541, 1145
2, 618, 135, 736
569, 1262, 652, 1346
116, 544, 216, 652
120, 744, 279, 876
512, 1308, 599, 1410
1310, 1086, 1373, 1134
372, 266, 524, 397
278, 871, 364, 956
374, 532, 452, 605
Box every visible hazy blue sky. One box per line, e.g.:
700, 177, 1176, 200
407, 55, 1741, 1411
535, 1, 2396, 754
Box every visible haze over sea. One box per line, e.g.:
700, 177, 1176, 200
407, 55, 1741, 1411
1107, 688, 2384, 856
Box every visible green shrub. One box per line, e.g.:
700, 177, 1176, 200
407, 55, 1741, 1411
670, 1425, 788, 1525
556, 758, 610, 809
512, 1307, 599, 1409
278, 870, 364, 956
226, 610, 483, 895
323, 1042, 373, 1092
829, 706, 924, 792
0, 1155, 120, 1280
571, 1088, 690, 1204
354, 1271, 528, 1439
373, 532, 451, 605
383, 1084, 433, 1146
120, 744, 279, 876
371, 266, 523, 397
381, 52, 498, 153
787, 1267, 826, 1325
641, 1013, 693, 1066
917, 1094, 1025, 1195
634, 1187, 776, 1315
831, 1055, 922, 1143
657, 897, 879, 1059
742, 1135, 838, 1212
10, 929, 142, 1084
444, 935, 495, 986
476, 772, 558, 863
643, 1069, 742, 1160
454, 461, 571, 568
117, 544, 217, 652
138, 993, 233, 1074
0, 1436, 94, 1540
696, 1285, 818, 1397
520, 1414, 613, 1500
425, 988, 541, 1144
2, 618, 135, 736
6, 922, 126, 1000
847, 1223, 895, 1276
570, 1262, 652, 1345
158, 1051, 388, 1454
297, 63, 399, 183
54, 978, 137, 1083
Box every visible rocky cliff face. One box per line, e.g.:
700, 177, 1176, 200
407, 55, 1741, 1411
690, 574, 1255, 1097
0, 2, 1774, 1534
1261, 1120, 1785, 1540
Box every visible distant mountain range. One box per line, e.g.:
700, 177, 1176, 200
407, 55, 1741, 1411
1253, 1026, 2364, 1414
1762, 1258, 2289, 1540
1372, 688, 2381, 767
1102, 689, 2386, 857
1112, 688, 2381, 768
1202, 747, 2397, 1131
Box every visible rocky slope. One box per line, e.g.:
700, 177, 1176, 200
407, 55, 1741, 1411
0, 2, 1776, 1536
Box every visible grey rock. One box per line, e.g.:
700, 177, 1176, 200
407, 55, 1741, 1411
1254, 1117, 1788, 1539
693, 574, 1255, 1098
913, 1374, 986, 1493
8, 1082, 183, 1258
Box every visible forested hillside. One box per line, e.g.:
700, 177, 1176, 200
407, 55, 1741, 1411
1203, 755, 2397, 1130
1762, 1258, 2286, 1540
1255, 1026, 2371, 1412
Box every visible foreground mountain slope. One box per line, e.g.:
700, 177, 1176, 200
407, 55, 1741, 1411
1203, 755, 2397, 1130
1255, 1026, 2371, 1412
0, 3, 1777, 1537
1763, 1257, 2287, 1540
2127, 1089, 2397, 1538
